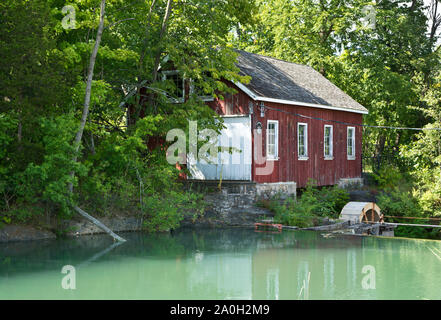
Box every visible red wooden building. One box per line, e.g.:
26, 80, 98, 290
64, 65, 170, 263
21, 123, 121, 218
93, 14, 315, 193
168, 50, 368, 189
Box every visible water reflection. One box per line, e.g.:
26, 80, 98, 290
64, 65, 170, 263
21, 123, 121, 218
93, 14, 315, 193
0, 228, 440, 299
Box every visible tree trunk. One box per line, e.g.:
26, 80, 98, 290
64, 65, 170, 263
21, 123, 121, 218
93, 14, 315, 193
151, 0, 173, 83
138, 0, 158, 70
74, 206, 126, 242
69, 0, 106, 193
68, 0, 126, 242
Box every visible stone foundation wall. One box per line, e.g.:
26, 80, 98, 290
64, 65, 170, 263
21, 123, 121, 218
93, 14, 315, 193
183, 181, 269, 227
256, 182, 297, 200
338, 177, 364, 189
182, 181, 297, 227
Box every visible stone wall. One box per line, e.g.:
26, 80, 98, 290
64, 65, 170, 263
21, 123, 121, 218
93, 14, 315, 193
182, 181, 297, 227
255, 182, 297, 200
338, 177, 364, 189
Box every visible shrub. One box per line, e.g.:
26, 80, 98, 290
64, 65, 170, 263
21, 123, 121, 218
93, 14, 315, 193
372, 165, 405, 189
272, 197, 317, 228
377, 187, 422, 218
270, 181, 350, 227
314, 185, 350, 218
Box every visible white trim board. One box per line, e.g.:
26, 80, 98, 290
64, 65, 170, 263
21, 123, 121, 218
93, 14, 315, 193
233, 81, 369, 115
266, 120, 279, 160
297, 122, 308, 159
347, 126, 356, 160
324, 124, 333, 159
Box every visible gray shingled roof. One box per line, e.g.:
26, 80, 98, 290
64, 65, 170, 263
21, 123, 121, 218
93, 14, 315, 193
235, 50, 368, 113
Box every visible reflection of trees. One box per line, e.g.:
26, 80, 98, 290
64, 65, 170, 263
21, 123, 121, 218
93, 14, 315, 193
0, 229, 362, 278
1, 228, 441, 299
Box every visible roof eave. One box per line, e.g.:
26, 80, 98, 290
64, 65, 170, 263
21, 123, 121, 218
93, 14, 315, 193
234, 81, 369, 115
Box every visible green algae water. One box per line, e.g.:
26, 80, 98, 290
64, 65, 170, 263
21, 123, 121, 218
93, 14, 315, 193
0, 228, 441, 300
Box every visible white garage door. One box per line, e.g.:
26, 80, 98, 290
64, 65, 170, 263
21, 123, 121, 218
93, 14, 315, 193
188, 115, 252, 181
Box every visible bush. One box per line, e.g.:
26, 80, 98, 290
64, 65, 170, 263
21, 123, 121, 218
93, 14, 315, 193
377, 187, 422, 218
272, 197, 317, 228
10, 114, 86, 219
141, 190, 205, 232
372, 165, 406, 189
270, 181, 350, 227
314, 185, 350, 218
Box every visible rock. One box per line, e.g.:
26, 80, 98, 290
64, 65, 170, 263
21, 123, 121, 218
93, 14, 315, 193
0, 225, 56, 243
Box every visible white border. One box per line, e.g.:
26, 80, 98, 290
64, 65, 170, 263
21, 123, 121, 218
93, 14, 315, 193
298, 122, 308, 160
324, 125, 333, 160
347, 126, 356, 160
267, 120, 279, 160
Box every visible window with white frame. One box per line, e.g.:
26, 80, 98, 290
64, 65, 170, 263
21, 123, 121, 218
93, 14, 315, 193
347, 127, 355, 159
267, 120, 279, 160
298, 123, 308, 159
162, 70, 185, 103
324, 125, 333, 159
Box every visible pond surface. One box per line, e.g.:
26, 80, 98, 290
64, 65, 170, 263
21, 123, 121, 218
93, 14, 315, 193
0, 227, 441, 300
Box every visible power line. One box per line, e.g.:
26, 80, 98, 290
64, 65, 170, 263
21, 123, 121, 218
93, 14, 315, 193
258, 104, 441, 131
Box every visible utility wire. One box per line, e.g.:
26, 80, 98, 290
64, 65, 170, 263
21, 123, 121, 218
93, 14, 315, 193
258, 104, 441, 131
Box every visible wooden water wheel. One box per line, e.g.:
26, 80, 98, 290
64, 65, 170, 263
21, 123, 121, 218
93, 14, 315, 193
340, 202, 382, 224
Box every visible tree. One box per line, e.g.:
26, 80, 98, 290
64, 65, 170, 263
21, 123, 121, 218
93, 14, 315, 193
0, 0, 257, 233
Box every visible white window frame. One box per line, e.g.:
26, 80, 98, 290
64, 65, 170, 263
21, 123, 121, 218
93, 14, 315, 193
162, 70, 185, 103
189, 79, 214, 102
297, 122, 308, 160
324, 125, 333, 160
347, 126, 356, 160
266, 120, 279, 160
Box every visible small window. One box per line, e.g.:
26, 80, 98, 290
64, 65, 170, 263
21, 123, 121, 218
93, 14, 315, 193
324, 125, 333, 159
347, 127, 355, 159
298, 123, 308, 159
267, 120, 279, 160
162, 70, 185, 103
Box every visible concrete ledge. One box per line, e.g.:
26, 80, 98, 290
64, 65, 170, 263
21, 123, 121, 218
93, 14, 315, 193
338, 177, 364, 188
256, 182, 297, 199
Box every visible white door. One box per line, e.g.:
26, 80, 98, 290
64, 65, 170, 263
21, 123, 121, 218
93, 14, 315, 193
189, 115, 252, 181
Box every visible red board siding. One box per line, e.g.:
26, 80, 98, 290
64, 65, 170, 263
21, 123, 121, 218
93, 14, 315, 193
207, 82, 363, 188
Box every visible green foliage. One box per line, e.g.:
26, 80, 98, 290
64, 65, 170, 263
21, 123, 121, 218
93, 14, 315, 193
372, 165, 405, 189
377, 187, 422, 218
15, 114, 87, 218
1, 0, 440, 237
272, 197, 316, 228
394, 226, 441, 240
267, 181, 350, 227
0, 0, 256, 233
141, 190, 204, 233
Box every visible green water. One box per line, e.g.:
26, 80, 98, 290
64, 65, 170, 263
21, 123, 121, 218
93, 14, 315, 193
0, 227, 441, 300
